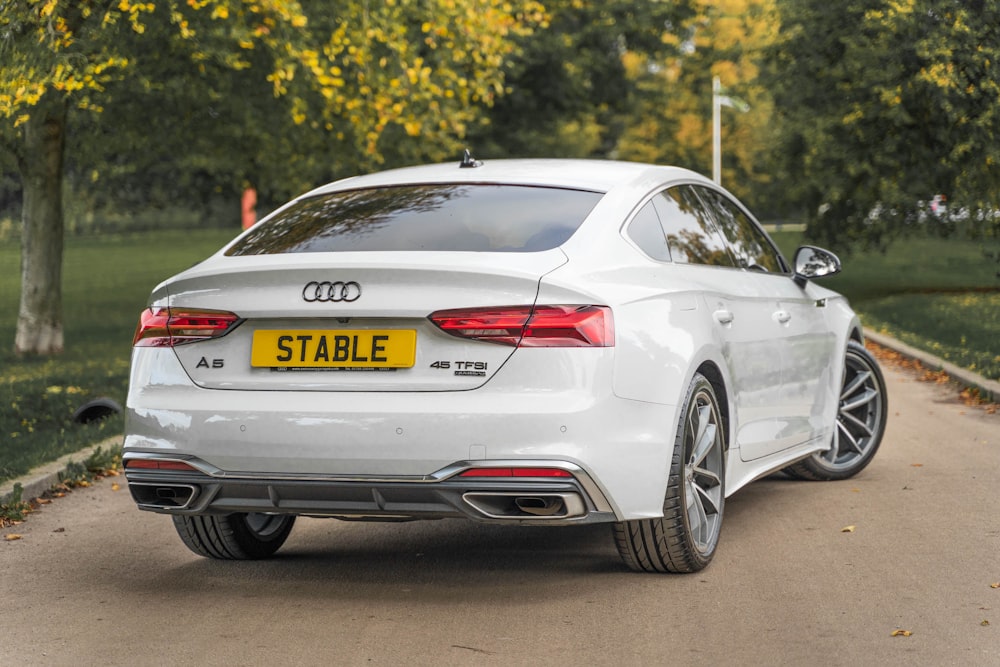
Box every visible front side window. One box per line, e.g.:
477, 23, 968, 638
696, 187, 784, 273
226, 184, 604, 255
652, 186, 737, 267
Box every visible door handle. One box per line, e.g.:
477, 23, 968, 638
773, 310, 792, 324
713, 309, 734, 325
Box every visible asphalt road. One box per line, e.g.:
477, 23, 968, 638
2, 363, 998, 667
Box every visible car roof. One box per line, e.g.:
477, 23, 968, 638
303, 159, 711, 197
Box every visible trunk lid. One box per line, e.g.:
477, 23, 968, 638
158, 251, 567, 391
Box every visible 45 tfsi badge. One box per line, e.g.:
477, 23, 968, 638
430, 360, 488, 377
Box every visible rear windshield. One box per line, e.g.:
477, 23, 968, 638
226, 184, 604, 255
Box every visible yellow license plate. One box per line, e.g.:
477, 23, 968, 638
251, 330, 416, 369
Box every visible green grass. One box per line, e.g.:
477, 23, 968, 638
771, 231, 1000, 380
861, 293, 1000, 380
1, 229, 237, 484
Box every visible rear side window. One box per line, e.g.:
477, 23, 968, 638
626, 201, 672, 262
652, 186, 737, 267
226, 184, 603, 255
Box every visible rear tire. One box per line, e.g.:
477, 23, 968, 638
172, 513, 295, 559
614, 373, 726, 573
783, 340, 887, 481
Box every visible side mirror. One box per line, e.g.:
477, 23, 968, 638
793, 245, 841, 286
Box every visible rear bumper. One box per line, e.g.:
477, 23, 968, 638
123, 457, 616, 525
125, 347, 681, 520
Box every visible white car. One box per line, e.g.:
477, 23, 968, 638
124, 157, 887, 573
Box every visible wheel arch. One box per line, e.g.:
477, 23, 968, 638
694, 360, 731, 454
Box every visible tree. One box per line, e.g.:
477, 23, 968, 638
469, 0, 698, 159
1, 0, 314, 355
613, 0, 779, 210
1, 0, 538, 355
763, 0, 1000, 250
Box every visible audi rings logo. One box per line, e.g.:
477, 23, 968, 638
302, 281, 362, 303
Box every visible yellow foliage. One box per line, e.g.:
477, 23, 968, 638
621, 51, 646, 79
674, 113, 709, 161
614, 0, 777, 196
1, 0, 541, 169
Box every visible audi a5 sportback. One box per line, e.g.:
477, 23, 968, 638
124, 158, 887, 573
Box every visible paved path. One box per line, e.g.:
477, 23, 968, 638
2, 363, 998, 666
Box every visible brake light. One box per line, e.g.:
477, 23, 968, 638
132, 307, 240, 347
429, 305, 614, 347
458, 467, 574, 478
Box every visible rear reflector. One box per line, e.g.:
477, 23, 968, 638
133, 308, 240, 347
459, 467, 574, 478
124, 459, 198, 472
429, 305, 614, 347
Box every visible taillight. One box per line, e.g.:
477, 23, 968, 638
132, 307, 240, 347
429, 305, 614, 347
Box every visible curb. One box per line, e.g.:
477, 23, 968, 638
1, 435, 123, 506
864, 328, 1000, 402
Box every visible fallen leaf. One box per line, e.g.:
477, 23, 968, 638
841, 525, 856, 533
4, 534, 22, 541
982, 620, 990, 627
911, 463, 924, 467
53, 527, 65, 533
111, 483, 120, 492
891, 630, 912, 637
991, 583, 1000, 589
37, 498, 51, 505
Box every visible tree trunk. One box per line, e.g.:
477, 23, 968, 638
14, 97, 67, 356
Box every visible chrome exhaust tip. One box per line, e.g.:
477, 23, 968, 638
128, 482, 198, 510
513, 496, 563, 516
462, 492, 585, 519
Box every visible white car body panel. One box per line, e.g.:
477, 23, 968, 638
124, 158, 864, 527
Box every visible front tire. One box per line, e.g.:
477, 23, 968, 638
172, 513, 295, 559
784, 340, 887, 481
614, 373, 726, 573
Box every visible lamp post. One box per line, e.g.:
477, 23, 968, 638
712, 76, 749, 186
